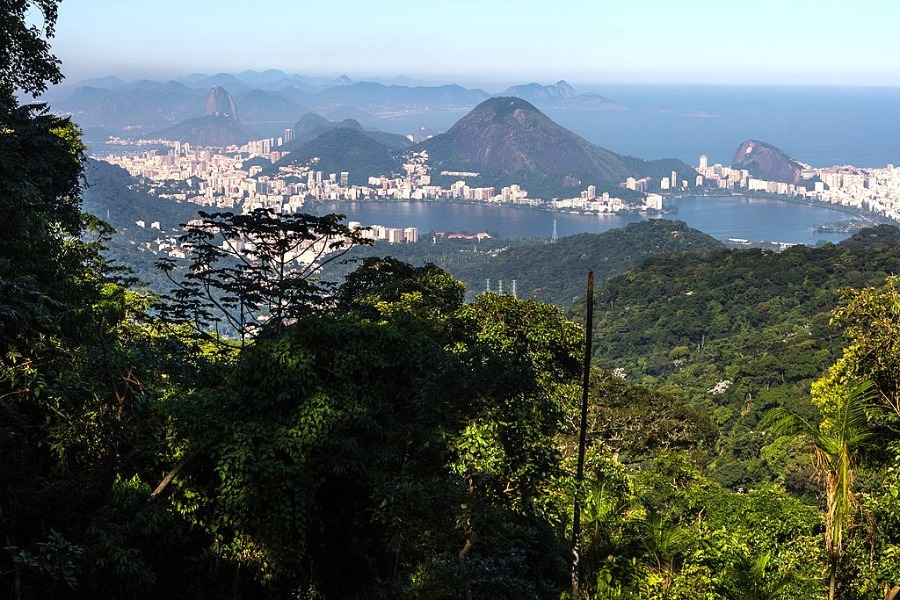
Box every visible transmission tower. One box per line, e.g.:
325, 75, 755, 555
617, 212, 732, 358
511, 279, 517, 299
551, 219, 558, 243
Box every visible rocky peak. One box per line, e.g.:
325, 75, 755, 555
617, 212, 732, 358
731, 139, 802, 184
204, 86, 239, 121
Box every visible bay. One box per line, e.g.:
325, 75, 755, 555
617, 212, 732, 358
315, 196, 860, 246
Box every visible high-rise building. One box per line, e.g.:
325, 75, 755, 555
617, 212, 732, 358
699, 155, 708, 170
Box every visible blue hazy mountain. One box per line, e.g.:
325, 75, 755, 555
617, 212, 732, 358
149, 87, 259, 146
272, 127, 401, 185
499, 80, 625, 110
282, 113, 413, 150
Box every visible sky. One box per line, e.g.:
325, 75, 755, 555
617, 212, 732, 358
47, 0, 900, 88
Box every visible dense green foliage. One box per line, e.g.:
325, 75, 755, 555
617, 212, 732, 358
5, 6, 900, 598
575, 227, 900, 488
320, 219, 723, 306
447, 220, 723, 306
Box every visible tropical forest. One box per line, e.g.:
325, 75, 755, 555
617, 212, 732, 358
3, 3, 900, 599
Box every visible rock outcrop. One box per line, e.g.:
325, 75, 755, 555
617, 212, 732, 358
204, 86, 240, 121
731, 139, 802, 184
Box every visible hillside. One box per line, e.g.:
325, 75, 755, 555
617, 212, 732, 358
450, 220, 724, 305
282, 113, 413, 151
421, 97, 696, 198
579, 225, 900, 489
81, 159, 205, 291
732, 139, 804, 184
82, 159, 203, 230
272, 127, 401, 184
151, 114, 260, 146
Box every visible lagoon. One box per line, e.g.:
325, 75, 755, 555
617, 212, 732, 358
315, 196, 867, 246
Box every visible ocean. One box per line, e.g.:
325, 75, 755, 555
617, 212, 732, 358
382, 84, 900, 169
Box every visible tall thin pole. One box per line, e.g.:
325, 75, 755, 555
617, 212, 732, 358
571, 271, 594, 596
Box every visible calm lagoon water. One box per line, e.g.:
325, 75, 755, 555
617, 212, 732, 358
316, 196, 861, 246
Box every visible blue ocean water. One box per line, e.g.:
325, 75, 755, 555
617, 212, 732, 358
552, 84, 900, 168
383, 85, 900, 169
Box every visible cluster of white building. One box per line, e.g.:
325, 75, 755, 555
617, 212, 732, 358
350, 221, 419, 244
100, 136, 663, 218
695, 154, 900, 220
551, 184, 663, 212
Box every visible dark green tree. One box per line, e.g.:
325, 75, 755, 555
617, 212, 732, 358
156, 208, 371, 343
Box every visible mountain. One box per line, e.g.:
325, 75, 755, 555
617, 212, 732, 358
312, 82, 490, 110
151, 114, 259, 147
236, 89, 309, 124
578, 224, 900, 488
54, 80, 204, 130
272, 127, 401, 184
283, 113, 412, 151
499, 80, 577, 103
448, 220, 725, 306
420, 97, 693, 197
189, 73, 252, 95
82, 159, 202, 230
731, 139, 803, 184
564, 92, 626, 110
499, 81, 624, 110
204, 86, 240, 120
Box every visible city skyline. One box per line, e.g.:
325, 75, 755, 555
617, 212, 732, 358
49, 0, 900, 88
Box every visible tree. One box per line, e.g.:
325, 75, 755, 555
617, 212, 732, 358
829, 276, 900, 424
0, 0, 63, 97
762, 380, 879, 600
156, 208, 371, 343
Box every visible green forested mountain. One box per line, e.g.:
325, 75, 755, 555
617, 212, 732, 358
421, 97, 697, 198
272, 126, 401, 184
323, 219, 723, 306
579, 225, 900, 489
448, 219, 724, 305
82, 159, 203, 230
280, 113, 414, 152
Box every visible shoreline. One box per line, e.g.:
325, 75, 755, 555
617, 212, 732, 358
309, 190, 896, 227
675, 190, 899, 225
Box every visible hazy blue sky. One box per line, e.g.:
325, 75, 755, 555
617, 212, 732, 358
50, 0, 899, 87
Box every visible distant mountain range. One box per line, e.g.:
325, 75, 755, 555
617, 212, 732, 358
44, 71, 631, 140
149, 87, 259, 146
268, 96, 695, 197
49, 71, 706, 197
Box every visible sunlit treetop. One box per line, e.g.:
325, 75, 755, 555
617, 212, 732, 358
0, 0, 62, 96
